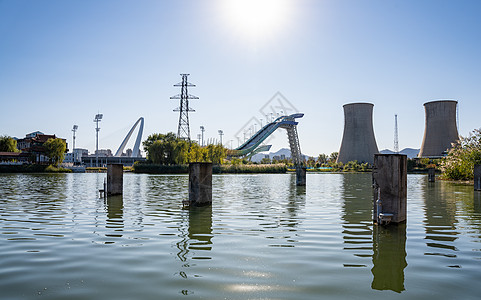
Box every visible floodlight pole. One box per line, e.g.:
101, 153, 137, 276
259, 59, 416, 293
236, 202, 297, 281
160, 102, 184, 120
200, 126, 205, 146
72, 125, 78, 164
218, 130, 223, 145
94, 114, 102, 167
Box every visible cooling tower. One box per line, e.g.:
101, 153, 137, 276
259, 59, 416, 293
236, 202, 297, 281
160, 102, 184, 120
418, 100, 459, 158
337, 103, 379, 165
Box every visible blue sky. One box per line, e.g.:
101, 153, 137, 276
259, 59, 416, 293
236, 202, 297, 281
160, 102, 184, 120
1, 0, 480, 156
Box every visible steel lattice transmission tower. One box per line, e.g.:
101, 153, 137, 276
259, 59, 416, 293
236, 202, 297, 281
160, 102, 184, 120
170, 74, 198, 141
394, 114, 399, 153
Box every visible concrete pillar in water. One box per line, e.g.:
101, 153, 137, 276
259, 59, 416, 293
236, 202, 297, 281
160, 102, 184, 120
296, 167, 306, 186
372, 154, 407, 225
428, 168, 436, 182
475, 164, 481, 191
189, 162, 212, 206
107, 164, 123, 196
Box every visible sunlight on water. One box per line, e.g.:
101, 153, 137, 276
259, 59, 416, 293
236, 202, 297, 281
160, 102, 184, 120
0, 173, 481, 299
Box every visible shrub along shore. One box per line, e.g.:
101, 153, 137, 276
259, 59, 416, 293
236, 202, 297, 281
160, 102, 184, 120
133, 163, 287, 174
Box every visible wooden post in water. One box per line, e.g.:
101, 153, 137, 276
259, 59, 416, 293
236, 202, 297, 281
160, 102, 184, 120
372, 154, 407, 225
296, 167, 306, 186
475, 164, 481, 191
107, 164, 123, 196
428, 168, 436, 182
189, 162, 212, 206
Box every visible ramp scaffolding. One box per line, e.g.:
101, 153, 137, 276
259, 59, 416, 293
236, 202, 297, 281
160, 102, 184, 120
228, 113, 305, 168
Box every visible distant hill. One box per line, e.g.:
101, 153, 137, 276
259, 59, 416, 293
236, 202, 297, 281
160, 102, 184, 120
380, 148, 419, 159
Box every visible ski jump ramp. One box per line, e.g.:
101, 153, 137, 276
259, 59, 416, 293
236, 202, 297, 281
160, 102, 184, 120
228, 113, 305, 167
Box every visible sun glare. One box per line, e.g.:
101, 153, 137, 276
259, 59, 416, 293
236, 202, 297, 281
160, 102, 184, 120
221, 0, 291, 40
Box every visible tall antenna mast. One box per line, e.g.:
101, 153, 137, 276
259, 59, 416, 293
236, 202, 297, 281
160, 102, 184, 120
394, 114, 399, 153
170, 74, 198, 141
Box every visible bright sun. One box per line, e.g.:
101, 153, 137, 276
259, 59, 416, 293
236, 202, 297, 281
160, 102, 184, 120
221, 0, 291, 40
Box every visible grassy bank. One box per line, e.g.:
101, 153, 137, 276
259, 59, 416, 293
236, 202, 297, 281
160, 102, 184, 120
133, 163, 287, 174
0, 164, 72, 173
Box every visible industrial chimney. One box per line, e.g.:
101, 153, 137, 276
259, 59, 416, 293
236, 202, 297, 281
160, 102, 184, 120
418, 100, 459, 158
337, 103, 379, 165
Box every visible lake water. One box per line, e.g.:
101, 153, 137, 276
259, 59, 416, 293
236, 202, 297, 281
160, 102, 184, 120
1, 173, 480, 299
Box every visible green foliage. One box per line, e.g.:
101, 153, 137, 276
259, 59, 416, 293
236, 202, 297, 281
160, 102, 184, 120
0, 135, 19, 152
441, 129, 481, 180
43, 138, 66, 166
215, 164, 287, 174
142, 133, 227, 165
260, 157, 271, 164
306, 156, 316, 167
317, 153, 328, 164
133, 163, 287, 174
45, 165, 72, 173
329, 152, 339, 162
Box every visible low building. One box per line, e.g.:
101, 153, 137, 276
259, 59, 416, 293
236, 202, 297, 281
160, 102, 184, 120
16, 132, 68, 164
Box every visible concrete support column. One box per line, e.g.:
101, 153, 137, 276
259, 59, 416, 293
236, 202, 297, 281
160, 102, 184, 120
372, 154, 407, 225
428, 168, 435, 182
107, 164, 123, 196
189, 162, 212, 206
296, 167, 306, 186
474, 164, 481, 191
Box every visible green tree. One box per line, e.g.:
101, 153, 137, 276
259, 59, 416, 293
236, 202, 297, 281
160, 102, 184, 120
143, 133, 227, 165
317, 153, 328, 164
260, 157, 271, 164
306, 156, 316, 167
0, 135, 19, 152
44, 138, 66, 166
329, 152, 339, 162
188, 142, 204, 162
441, 129, 481, 180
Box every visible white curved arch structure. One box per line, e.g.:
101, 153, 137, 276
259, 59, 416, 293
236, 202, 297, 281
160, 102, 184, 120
115, 117, 144, 157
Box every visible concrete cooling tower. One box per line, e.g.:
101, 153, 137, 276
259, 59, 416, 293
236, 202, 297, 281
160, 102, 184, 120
337, 103, 379, 165
418, 100, 459, 158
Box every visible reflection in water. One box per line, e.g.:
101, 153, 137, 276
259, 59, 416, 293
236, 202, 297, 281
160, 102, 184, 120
176, 206, 213, 276
474, 192, 481, 213
105, 195, 124, 240
341, 174, 373, 267
422, 182, 459, 260
286, 175, 306, 230
188, 206, 213, 253
371, 224, 407, 293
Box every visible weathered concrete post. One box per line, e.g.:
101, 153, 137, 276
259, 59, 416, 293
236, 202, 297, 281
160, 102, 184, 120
428, 168, 436, 182
372, 154, 407, 225
475, 164, 481, 191
189, 162, 212, 206
296, 167, 306, 186
107, 164, 123, 196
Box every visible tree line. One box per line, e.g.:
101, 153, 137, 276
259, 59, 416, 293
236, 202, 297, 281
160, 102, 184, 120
142, 132, 227, 165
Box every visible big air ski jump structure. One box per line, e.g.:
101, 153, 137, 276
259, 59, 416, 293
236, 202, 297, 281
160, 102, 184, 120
337, 103, 379, 165
228, 113, 305, 168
